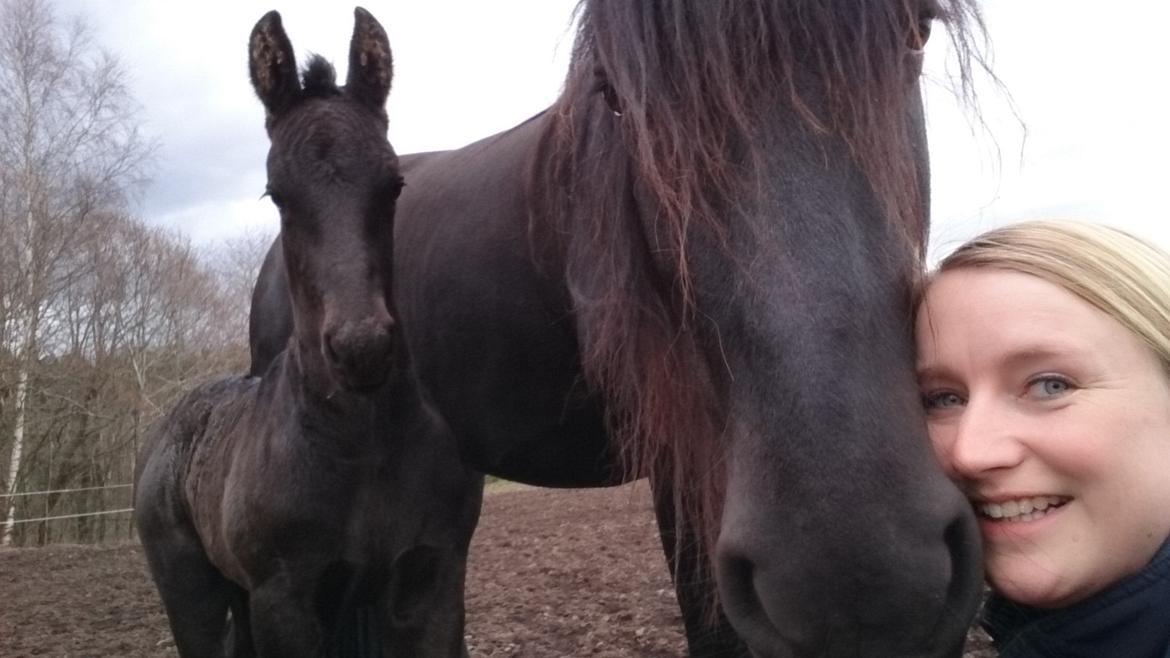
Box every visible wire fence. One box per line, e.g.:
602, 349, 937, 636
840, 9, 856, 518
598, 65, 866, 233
2, 483, 137, 546
9, 508, 135, 525
0, 483, 133, 499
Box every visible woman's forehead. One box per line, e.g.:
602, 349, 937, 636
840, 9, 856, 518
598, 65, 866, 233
917, 267, 1159, 377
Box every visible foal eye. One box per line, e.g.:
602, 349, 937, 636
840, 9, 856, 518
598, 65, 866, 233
380, 176, 405, 203
263, 187, 285, 210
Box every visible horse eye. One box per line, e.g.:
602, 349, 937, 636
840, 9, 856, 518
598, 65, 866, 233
910, 12, 933, 51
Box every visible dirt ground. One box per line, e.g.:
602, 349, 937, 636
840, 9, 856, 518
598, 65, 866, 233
0, 483, 994, 657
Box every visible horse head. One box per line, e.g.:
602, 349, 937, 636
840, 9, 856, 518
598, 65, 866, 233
248, 7, 402, 393
537, 1, 984, 654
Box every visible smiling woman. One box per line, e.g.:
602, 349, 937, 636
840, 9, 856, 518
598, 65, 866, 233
916, 220, 1170, 658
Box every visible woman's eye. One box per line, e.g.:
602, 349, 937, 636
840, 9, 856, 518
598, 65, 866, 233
923, 391, 964, 410
1027, 376, 1073, 399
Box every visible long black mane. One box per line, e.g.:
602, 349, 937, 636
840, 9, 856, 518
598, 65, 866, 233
530, 0, 985, 591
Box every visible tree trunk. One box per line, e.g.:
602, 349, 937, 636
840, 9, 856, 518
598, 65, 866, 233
2, 200, 39, 547
2, 364, 30, 546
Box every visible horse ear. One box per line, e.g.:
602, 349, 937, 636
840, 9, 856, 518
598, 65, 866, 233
249, 11, 301, 121
346, 7, 393, 110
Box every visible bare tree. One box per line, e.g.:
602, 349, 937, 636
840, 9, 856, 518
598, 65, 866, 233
206, 226, 278, 349
1, 210, 252, 546
0, 0, 152, 544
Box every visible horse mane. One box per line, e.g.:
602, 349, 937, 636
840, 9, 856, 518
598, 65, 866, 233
530, 0, 985, 601
301, 55, 340, 98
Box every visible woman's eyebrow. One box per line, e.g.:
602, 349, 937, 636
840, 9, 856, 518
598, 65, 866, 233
915, 345, 1086, 382
914, 363, 953, 383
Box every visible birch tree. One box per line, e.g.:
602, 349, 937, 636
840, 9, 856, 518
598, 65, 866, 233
0, 0, 151, 544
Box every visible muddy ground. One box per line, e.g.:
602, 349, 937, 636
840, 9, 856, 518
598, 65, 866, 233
0, 483, 993, 657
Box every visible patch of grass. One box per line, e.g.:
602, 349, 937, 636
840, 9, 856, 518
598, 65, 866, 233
483, 478, 533, 495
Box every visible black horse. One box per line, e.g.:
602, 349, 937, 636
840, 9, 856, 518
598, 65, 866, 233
135, 9, 482, 657
250, 2, 986, 656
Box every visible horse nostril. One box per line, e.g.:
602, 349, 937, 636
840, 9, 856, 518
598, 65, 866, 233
719, 554, 759, 618
943, 508, 984, 624
716, 552, 783, 653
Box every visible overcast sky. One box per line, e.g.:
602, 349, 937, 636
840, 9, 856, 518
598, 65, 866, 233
63, 0, 1170, 262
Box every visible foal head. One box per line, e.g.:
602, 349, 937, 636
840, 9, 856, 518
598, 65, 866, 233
249, 8, 402, 393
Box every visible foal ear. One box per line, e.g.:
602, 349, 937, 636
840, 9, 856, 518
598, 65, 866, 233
249, 11, 301, 121
346, 7, 393, 111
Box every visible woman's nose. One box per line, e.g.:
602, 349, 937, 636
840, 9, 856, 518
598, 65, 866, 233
945, 398, 1026, 479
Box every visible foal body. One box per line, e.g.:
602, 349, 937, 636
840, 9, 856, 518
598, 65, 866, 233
134, 9, 481, 657
136, 345, 479, 657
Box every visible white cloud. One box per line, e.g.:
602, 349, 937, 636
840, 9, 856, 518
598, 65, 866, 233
155, 191, 277, 246
923, 0, 1170, 258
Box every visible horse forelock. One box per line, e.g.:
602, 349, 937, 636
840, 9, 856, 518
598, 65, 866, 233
301, 55, 340, 99
530, 0, 986, 610
566, 0, 984, 255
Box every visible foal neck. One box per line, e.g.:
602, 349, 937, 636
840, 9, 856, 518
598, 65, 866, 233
271, 338, 420, 449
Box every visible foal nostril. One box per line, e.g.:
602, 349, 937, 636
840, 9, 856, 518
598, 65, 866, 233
324, 330, 342, 364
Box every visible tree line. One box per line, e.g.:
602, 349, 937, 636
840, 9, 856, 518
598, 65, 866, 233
0, 0, 271, 546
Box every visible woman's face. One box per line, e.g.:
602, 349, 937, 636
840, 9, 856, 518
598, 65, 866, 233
916, 266, 1170, 608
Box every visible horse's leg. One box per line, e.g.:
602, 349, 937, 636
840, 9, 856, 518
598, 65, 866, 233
248, 572, 327, 658
383, 545, 469, 658
650, 477, 750, 658
138, 527, 234, 658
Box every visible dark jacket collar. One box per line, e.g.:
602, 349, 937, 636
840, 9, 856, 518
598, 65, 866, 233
983, 535, 1170, 658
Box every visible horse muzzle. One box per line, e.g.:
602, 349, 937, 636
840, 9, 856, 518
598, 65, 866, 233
715, 488, 982, 658
322, 314, 396, 391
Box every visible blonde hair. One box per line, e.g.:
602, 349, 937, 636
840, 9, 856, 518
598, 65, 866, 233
935, 220, 1170, 371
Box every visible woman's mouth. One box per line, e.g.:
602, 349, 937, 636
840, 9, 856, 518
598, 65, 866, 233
975, 496, 1070, 523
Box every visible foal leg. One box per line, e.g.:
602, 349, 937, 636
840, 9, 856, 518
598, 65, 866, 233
650, 477, 750, 658
383, 545, 469, 658
248, 572, 328, 658
139, 529, 235, 658
225, 588, 256, 658
136, 453, 234, 658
